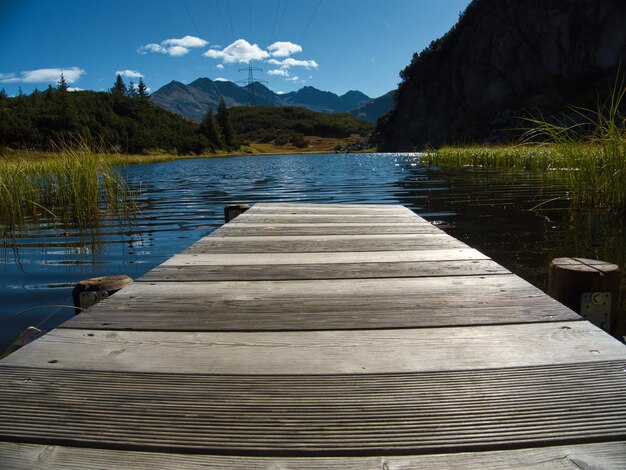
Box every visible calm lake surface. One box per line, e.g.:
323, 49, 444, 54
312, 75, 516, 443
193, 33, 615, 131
2, 152, 625, 352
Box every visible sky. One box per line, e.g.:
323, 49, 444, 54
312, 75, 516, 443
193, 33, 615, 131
0, 0, 471, 98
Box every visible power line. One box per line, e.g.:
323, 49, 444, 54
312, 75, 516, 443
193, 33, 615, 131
237, 66, 267, 106
269, 0, 281, 45
181, 0, 202, 38
215, 0, 229, 44
275, 0, 289, 41
299, 0, 322, 43
226, 0, 235, 42
249, 0, 253, 39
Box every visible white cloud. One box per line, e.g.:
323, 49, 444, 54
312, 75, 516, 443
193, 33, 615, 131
203, 39, 269, 64
214, 77, 230, 82
0, 73, 17, 83
267, 69, 289, 76
67, 87, 83, 92
268, 41, 302, 58
137, 35, 207, 57
267, 58, 318, 69
276, 90, 285, 94
137, 43, 167, 54
0, 67, 85, 84
167, 46, 189, 57
286, 76, 300, 82
216, 64, 224, 70
115, 69, 143, 78
162, 35, 208, 48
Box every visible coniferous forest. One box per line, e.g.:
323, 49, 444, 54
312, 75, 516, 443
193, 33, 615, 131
0, 75, 372, 155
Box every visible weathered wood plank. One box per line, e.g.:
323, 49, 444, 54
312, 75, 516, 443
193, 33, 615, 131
249, 202, 416, 212
243, 207, 418, 216
4, 322, 620, 374
4, 440, 626, 469
1, 362, 626, 455
158, 249, 490, 266
139, 259, 509, 281
213, 223, 441, 236
189, 234, 468, 253
60, 274, 578, 331
228, 214, 422, 224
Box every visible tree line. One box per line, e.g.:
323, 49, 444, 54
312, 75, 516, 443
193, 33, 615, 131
0, 74, 372, 155
0, 74, 237, 154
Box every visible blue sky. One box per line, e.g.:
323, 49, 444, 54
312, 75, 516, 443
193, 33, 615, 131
0, 0, 471, 98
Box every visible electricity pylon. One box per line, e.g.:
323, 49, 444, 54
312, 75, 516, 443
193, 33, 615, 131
237, 66, 267, 106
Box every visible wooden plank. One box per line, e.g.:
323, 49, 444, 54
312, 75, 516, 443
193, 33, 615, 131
1, 362, 626, 455
228, 214, 422, 224
4, 322, 621, 374
157, 249, 490, 266
4, 440, 626, 469
139, 259, 509, 281
243, 207, 418, 216
250, 202, 415, 211
59, 274, 578, 331
188, 234, 468, 253
213, 223, 441, 236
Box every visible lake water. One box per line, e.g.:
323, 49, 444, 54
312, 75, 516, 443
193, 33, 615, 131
2, 152, 624, 353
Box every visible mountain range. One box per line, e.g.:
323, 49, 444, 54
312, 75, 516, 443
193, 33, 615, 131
150, 78, 393, 124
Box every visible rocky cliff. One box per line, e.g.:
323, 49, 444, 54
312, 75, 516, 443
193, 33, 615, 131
377, 0, 626, 150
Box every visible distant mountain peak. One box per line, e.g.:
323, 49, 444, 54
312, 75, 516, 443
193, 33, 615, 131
151, 78, 392, 123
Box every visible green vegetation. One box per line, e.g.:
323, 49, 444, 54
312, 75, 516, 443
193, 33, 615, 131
229, 106, 373, 147
0, 141, 135, 231
423, 81, 626, 211
0, 74, 213, 155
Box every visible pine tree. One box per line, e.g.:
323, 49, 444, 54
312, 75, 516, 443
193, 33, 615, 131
199, 107, 223, 149
137, 78, 149, 100
127, 80, 138, 99
111, 74, 127, 96
56, 73, 75, 130
216, 98, 236, 149
43, 85, 55, 103
57, 73, 68, 93
0, 88, 7, 99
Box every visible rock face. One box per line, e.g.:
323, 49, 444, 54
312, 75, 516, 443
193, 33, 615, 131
377, 0, 626, 150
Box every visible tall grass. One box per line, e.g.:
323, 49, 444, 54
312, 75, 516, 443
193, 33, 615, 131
423, 145, 560, 172
0, 141, 136, 232
522, 78, 626, 211
424, 79, 626, 211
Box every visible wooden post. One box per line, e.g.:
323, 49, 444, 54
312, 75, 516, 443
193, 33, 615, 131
224, 203, 250, 223
548, 257, 622, 337
72, 275, 133, 315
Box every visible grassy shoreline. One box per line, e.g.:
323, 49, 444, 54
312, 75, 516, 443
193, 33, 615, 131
1, 135, 372, 165
422, 142, 626, 211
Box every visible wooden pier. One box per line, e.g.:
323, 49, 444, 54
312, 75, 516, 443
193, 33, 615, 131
2, 203, 626, 468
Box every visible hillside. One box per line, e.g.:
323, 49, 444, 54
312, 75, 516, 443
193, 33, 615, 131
150, 78, 391, 122
376, 0, 626, 150
281, 87, 371, 113
0, 87, 210, 154
229, 106, 373, 147
351, 90, 395, 124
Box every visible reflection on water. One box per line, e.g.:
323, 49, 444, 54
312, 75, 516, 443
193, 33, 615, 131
1, 153, 624, 352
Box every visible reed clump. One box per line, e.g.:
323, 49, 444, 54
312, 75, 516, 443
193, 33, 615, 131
424, 79, 626, 211
0, 142, 136, 231
423, 145, 558, 172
